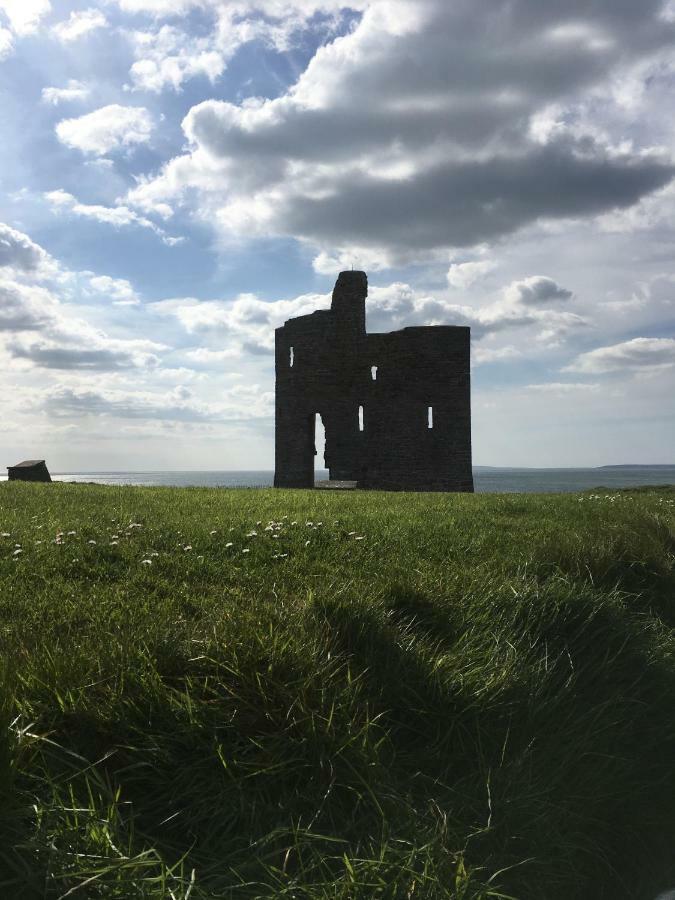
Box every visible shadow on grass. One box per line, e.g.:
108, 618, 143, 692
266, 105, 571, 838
314, 584, 675, 900
3, 578, 675, 899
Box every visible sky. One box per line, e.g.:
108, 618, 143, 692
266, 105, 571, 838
1, 0, 674, 470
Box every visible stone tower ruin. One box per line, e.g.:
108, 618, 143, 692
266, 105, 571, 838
274, 271, 473, 491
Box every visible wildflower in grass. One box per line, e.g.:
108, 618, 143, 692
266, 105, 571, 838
1, 532, 10, 538
141, 559, 152, 566
12, 548, 22, 556
246, 530, 258, 538
110, 541, 118, 546
15, 543, 21, 548
67, 531, 76, 536
256, 521, 262, 526
225, 542, 233, 548
272, 534, 279, 539
150, 551, 159, 557
306, 521, 313, 527
184, 545, 192, 551
347, 531, 357, 536
129, 523, 143, 529
354, 536, 365, 541
305, 540, 310, 547
35, 540, 42, 545
272, 552, 288, 559
291, 521, 297, 526
242, 548, 250, 554
210, 530, 217, 535
88, 540, 96, 545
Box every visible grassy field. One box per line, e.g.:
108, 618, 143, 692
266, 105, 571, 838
0, 482, 674, 899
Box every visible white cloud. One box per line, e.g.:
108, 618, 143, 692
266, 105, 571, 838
155, 289, 340, 360
565, 337, 675, 375
0, 276, 164, 370
156, 273, 584, 362
0, 225, 167, 372
126, 24, 225, 92
124, 0, 675, 265
112, 0, 367, 24
0, 280, 57, 331
473, 345, 520, 365
41, 80, 90, 106
185, 347, 241, 363
45, 190, 181, 245
8, 336, 163, 370
362, 281, 579, 340
0, 279, 163, 371
447, 260, 495, 289
42, 381, 273, 422
312, 247, 396, 274
0, 25, 12, 57
119, 2, 367, 93
55, 104, 154, 156
52, 8, 106, 42
0, 222, 55, 276
113, 0, 198, 13
526, 382, 600, 393
87, 275, 141, 306
0, 0, 50, 35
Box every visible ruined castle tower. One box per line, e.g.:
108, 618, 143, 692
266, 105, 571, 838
274, 271, 474, 491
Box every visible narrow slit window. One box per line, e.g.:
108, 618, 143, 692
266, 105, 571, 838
371, 365, 378, 381
428, 406, 433, 429
289, 346, 294, 367
358, 405, 364, 432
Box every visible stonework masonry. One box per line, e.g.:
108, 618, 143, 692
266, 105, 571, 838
274, 271, 474, 491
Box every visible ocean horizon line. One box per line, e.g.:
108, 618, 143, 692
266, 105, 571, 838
4, 463, 674, 475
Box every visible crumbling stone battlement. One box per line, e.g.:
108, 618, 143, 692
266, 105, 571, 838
274, 271, 473, 491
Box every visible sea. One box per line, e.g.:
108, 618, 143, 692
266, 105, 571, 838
2, 466, 674, 493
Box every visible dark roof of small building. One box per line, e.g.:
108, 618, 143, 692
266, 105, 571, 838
8, 460, 47, 469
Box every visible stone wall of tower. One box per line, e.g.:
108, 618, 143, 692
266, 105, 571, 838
274, 270, 473, 492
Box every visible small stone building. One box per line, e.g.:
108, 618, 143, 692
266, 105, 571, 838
7, 460, 52, 482
274, 271, 473, 491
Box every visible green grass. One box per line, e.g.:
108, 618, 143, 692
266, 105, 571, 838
0, 482, 674, 899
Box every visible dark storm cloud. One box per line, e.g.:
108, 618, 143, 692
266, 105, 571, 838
44, 386, 211, 421
505, 276, 573, 305
7, 340, 161, 370
151, 0, 675, 257
279, 143, 675, 251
